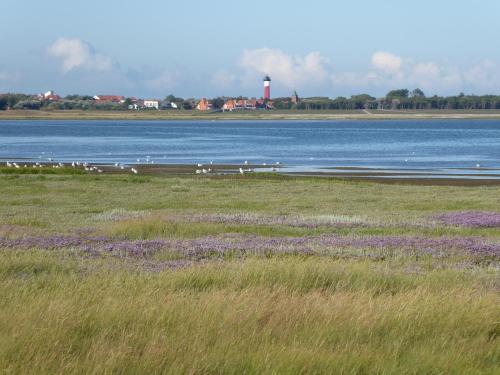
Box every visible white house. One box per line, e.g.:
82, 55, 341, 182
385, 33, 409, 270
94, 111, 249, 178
143, 100, 160, 109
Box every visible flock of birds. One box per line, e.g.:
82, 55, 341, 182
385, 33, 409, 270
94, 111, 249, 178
4, 156, 282, 176
195, 160, 282, 175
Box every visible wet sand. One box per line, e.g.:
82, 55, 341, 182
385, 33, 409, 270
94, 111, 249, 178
2, 161, 500, 186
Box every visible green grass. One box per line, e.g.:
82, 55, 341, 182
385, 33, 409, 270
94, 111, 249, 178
0, 253, 498, 374
0, 173, 499, 374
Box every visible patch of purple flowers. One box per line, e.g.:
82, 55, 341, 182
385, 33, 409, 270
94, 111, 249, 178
1, 233, 498, 260
434, 211, 500, 228
174, 213, 370, 229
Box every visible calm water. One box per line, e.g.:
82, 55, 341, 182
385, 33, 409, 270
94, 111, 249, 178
0, 120, 499, 173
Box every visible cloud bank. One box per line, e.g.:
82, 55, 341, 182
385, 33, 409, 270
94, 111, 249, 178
47, 38, 115, 73
35, 40, 500, 97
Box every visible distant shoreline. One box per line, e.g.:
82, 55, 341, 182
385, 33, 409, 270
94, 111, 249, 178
3, 109, 500, 121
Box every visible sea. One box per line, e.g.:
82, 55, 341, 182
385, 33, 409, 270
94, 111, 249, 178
1, 119, 499, 178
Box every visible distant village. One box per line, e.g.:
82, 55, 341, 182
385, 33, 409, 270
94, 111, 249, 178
2, 74, 500, 111
2, 76, 292, 112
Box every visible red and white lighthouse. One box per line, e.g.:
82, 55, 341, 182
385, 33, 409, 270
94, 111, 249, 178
263, 75, 271, 100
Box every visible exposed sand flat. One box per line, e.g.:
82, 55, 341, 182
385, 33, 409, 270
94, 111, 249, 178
3, 109, 500, 120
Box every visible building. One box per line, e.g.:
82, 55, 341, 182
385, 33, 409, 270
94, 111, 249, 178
143, 100, 160, 109
93, 95, 125, 103
196, 98, 214, 111
37, 90, 61, 102
263, 75, 271, 100
222, 98, 273, 111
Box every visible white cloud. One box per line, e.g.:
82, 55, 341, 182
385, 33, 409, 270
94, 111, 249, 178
47, 38, 114, 73
239, 48, 330, 89
332, 51, 465, 95
145, 71, 179, 91
0, 70, 20, 82
463, 60, 500, 92
371, 52, 402, 75
210, 70, 237, 90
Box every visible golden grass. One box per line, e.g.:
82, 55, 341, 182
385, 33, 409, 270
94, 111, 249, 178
0, 254, 498, 374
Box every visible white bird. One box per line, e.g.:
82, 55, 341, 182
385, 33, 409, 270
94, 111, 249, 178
197, 163, 203, 167
137, 159, 140, 162
196, 169, 202, 174
97, 169, 103, 173
71, 162, 76, 167
262, 162, 267, 166
120, 166, 125, 170
209, 161, 213, 165
476, 163, 481, 168
131, 168, 138, 174
6, 162, 12, 167
202, 169, 208, 174
244, 161, 248, 165
114, 163, 119, 167
239, 168, 244, 174
276, 161, 281, 165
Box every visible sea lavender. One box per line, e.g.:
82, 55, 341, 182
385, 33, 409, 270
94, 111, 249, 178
434, 211, 500, 228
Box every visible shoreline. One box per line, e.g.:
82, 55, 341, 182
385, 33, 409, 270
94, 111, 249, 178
2, 162, 500, 186
3, 109, 500, 121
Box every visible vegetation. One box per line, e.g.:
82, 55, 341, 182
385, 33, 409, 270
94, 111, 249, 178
0, 173, 498, 373
3, 89, 500, 112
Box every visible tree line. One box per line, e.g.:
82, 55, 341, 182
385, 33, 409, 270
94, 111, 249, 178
2, 90, 500, 111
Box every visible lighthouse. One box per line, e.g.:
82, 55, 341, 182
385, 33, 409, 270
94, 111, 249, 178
263, 75, 271, 100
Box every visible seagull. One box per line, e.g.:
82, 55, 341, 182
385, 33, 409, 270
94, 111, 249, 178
197, 163, 203, 167
476, 163, 481, 168
6, 161, 12, 167
239, 168, 244, 174
195, 169, 202, 174
276, 161, 281, 165
244, 161, 248, 165
131, 168, 138, 174
202, 169, 208, 174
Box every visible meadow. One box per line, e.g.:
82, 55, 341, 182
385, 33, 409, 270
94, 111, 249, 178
0, 171, 499, 374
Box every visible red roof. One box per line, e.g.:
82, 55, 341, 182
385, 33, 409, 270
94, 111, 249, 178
94, 95, 125, 102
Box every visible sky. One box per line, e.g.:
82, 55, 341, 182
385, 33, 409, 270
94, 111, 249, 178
1, 0, 500, 99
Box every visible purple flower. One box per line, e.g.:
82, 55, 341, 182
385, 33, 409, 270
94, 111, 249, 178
434, 212, 500, 228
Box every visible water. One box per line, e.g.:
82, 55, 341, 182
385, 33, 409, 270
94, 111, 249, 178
0, 119, 499, 175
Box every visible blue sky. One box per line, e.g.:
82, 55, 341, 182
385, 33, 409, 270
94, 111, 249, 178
1, 0, 500, 98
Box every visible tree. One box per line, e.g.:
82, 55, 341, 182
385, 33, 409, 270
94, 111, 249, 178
386, 89, 409, 98
211, 97, 225, 109
411, 88, 425, 98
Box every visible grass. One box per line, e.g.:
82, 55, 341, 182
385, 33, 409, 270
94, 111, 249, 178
0, 173, 499, 374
